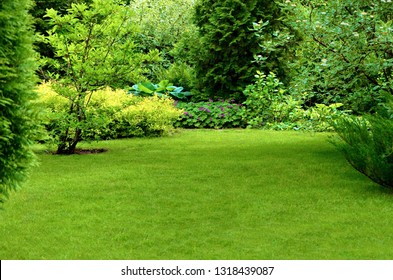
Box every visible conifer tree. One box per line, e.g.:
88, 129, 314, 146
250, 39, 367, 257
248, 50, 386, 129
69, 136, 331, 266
193, 0, 288, 99
0, 0, 38, 206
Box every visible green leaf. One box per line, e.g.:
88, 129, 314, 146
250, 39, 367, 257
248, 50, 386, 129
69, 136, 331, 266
137, 82, 156, 94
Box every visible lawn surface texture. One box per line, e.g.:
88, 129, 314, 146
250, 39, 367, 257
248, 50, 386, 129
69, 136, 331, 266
1, 129, 392, 259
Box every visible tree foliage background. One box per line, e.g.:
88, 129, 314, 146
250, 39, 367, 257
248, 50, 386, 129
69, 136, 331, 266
289, 0, 393, 113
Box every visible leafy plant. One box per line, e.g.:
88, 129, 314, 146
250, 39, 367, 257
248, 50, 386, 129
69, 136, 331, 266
30, 0, 93, 80
242, 72, 347, 131
243, 72, 294, 127
174, 100, 246, 128
43, 0, 160, 154
37, 83, 182, 142
153, 62, 196, 90
129, 80, 192, 100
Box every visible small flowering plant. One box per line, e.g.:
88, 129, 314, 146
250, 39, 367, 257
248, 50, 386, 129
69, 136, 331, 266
174, 99, 246, 128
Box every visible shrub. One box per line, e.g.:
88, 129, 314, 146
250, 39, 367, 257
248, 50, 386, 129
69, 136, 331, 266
36, 83, 182, 143
115, 96, 182, 137
243, 71, 294, 128
192, 0, 294, 99
242, 72, 348, 131
332, 114, 393, 188
0, 0, 39, 206
174, 100, 246, 129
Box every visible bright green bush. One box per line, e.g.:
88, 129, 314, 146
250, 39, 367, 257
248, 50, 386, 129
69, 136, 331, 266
243, 71, 292, 127
332, 114, 393, 188
115, 96, 182, 137
174, 100, 245, 129
242, 72, 347, 131
37, 83, 182, 143
0, 0, 39, 206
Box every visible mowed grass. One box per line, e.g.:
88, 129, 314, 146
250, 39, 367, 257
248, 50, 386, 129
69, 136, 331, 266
1, 129, 393, 260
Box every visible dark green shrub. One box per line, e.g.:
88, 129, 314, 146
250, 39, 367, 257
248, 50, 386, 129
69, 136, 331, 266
175, 100, 246, 128
332, 115, 393, 188
192, 0, 293, 99
242, 72, 347, 131
0, 0, 38, 206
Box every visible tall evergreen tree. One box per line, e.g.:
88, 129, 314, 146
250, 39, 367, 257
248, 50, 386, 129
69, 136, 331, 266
193, 0, 289, 99
0, 0, 38, 206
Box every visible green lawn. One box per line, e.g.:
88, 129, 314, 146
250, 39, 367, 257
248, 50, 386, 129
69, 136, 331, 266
1, 129, 393, 260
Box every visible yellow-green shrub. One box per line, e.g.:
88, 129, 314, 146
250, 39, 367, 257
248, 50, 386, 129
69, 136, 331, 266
35, 82, 69, 142
36, 81, 68, 113
87, 87, 139, 109
36, 83, 182, 141
115, 95, 183, 137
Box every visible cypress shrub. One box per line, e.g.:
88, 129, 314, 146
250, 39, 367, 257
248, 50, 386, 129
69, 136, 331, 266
0, 0, 38, 206
193, 0, 287, 100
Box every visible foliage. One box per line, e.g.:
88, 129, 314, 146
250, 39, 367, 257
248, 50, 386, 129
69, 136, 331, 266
36, 83, 182, 143
129, 80, 191, 100
288, 0, 393, 113
282, 0, 393, 188
114, 95, 182, 138
129, 0, 196, 81
43, 0, 160, 154
251, 14, 299, 85
192, 0, 294, 99
153, 62, 196, 91
332, 114, 393, 188
175, 100, 245, 129
175, 71, 347, 131
30, 0, 93, 79
0, 0, 39, 206
243, 71, 290, 127
242, 72, 347, 131
129, 0, 195, 55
